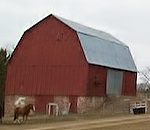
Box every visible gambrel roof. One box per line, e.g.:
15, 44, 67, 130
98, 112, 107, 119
55, 15, 137, 72
11, 14, 137, 72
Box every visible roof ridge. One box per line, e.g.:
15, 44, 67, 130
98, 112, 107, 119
54, 15, 125, 46
78, 32, 128, 47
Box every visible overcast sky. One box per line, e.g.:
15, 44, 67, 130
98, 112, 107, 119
1, 0, 150, 74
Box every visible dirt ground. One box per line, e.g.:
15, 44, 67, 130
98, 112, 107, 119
1, 113, 150, 130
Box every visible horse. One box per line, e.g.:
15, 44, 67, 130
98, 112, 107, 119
14, 104, 35, 123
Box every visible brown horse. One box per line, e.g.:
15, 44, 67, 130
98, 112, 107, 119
14, 104, 35, 123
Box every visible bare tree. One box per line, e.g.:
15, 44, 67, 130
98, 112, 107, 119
139, 67, 150, 91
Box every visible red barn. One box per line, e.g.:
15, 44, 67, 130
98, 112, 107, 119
5, 14, 137, 115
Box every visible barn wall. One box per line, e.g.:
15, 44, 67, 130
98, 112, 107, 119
87, 65, 107, 96
5, 95, 35, 117
5, 95, 76, 116
5, 15, 88, 96
54, 96, 70, 115
76, 96, 134, 114
35, 95, 54, 113
77, 96, 104, 113
35, 96, 76, 115
87, 65, 137, 96
122, 71, 137, 96
35, 96, 71, 115
5, 95, 139, 116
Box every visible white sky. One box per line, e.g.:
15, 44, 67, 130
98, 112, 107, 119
0, 0, 150, 74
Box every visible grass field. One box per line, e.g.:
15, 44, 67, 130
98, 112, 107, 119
1, 112, 150, 130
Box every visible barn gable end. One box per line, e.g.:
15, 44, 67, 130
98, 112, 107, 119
5, 15, 89, 96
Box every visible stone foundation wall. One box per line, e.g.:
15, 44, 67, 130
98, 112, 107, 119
5, 95, 35, 117
5, 95, 139, 116
77, 96, 104, 113
5, 96, 16, 117
54, 96, 70, 115
77, 96, 137, 114
102, 96, 131, 114
5, 95, 71, 116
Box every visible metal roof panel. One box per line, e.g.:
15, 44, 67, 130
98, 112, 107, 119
78, 33, 137, 72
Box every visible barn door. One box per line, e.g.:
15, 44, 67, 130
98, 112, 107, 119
69, 96, 77, 113
106, 69, 123, 96
35, 96, 54, 113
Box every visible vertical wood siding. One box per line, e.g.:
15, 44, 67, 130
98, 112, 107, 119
35, 96, 54, 113
5, 16, 88, 96
122, 71, 137, 96
87, 65, 107, 96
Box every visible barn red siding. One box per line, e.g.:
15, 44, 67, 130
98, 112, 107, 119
87, 65, 107, 96
5, 16, 88, 96
35, 96, 54, 113
122, 71, 137, 96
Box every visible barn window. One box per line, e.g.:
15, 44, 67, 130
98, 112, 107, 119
106, 69, 123, 96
